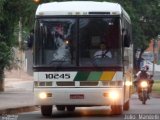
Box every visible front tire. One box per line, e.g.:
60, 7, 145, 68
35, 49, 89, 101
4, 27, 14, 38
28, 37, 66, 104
41, 105, 52, 116
111, 105, 123, 115
123, 100, 130, 111
66, 106, 75, 111
142, 99, 146, 104
56, 105, 65, 111
142, 91, 147, 104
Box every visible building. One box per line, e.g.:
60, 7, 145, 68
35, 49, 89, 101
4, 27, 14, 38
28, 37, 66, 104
142, 39, 160, 64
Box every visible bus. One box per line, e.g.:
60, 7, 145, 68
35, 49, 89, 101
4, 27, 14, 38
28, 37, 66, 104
33, 1, 133, 116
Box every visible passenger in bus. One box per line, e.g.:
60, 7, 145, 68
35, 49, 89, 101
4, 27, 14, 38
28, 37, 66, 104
52, 24, 71, 61
94, 42, 112, 58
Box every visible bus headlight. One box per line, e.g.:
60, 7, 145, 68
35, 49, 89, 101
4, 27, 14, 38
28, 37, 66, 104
39, 92, 47, 99
109, 91, 119, 100
125, 81, 132, 86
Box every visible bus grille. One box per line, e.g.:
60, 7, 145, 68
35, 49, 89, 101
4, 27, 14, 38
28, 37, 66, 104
55, 81, 122, 87
34, 81, 123, 87
56, 82, 75, 86
80, 82, 98, 86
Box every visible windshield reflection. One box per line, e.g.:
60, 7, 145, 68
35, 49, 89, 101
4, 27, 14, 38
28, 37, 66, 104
34, 17, 122, 67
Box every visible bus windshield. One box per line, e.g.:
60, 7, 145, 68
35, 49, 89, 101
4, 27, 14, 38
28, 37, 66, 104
34, 17, 122, 67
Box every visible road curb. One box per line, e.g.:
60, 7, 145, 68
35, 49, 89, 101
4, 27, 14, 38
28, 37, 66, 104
0, 106, 38, 115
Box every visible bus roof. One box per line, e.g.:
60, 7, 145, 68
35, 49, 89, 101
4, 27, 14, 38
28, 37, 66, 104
36, 1, 130, 19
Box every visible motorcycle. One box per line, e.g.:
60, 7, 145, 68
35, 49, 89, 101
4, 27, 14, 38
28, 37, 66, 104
137, 79, 150, 104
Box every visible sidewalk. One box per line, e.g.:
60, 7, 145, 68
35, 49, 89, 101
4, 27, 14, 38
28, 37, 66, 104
0, 92, 36, 114
0, 69, 37, 114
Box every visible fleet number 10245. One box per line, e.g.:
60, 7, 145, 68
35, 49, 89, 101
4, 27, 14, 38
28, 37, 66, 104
46, 73, 71, 79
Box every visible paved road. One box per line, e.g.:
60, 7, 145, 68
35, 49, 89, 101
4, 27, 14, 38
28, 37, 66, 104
2, 72, 160, 120
3, 94, 159, 120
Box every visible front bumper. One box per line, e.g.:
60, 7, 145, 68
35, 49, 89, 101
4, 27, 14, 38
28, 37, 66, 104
34, 87, 123, 106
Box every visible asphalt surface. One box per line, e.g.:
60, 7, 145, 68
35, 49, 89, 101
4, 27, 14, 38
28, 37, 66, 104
0, 69, 159, 117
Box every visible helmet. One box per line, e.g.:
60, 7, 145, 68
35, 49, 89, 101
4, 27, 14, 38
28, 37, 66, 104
141, 65, 149, 71
145, 65, 149, 71
144, 65, 149, 71
141, 66, 146, 71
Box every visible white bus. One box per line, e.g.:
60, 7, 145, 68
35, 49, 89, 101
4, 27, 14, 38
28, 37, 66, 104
33, 1, 133, 116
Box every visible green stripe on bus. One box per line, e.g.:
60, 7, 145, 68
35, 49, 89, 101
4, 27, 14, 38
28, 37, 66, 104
87, 72, 102, 81
74, 72, 90, 81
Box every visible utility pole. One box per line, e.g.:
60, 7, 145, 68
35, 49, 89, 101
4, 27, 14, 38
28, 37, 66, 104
18, 17, 22, 78
19, 17, 22, 50
153, 39, 155, 76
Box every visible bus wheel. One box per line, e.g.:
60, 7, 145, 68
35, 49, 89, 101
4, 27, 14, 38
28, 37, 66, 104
66, 106, 75, 111
111, 105, 123, 115
41, 105, 52, 116
123, 100, 130, 111
56, 105, 65, 111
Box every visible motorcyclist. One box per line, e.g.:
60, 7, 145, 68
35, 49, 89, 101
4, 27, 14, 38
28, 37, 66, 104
136, 65, 150, 80
134, 65, 154, 95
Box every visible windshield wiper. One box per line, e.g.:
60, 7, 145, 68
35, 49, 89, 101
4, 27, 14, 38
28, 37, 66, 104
49, 60, 65, 65
90, 57, 98, 67
49, 55, 70, 68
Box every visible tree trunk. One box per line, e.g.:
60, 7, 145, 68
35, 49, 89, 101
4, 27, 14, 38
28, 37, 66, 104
0, 69, 4, 92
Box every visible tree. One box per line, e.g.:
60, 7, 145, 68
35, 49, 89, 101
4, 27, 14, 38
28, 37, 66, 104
1, 0, 160, 91
0, 0, 15, 91
30, 0, 160, 71
0, 0, 37, 91
106, 0, 160, 71
130, 0, 160, 71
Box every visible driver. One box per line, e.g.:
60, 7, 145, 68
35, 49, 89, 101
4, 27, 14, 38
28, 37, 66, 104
94, 42, 112, 58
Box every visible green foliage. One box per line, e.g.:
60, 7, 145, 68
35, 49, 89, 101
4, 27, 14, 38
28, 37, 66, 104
100, 0, 160, 50
0, 42, 13, 69
0, 0, 160, 74
153, 80, 160, 93
102, 0, 160, 70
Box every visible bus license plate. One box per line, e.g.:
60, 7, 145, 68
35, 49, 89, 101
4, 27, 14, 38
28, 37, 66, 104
70, 94, 84, 99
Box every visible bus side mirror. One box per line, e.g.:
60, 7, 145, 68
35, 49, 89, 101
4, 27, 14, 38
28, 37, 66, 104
123, 29, 131, 47
25, 32, 34, 49
27, 39, 33, 49
124, 34, 130, 47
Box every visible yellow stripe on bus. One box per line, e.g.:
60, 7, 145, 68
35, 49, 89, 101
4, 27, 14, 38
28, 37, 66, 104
100, 71, 116, 81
